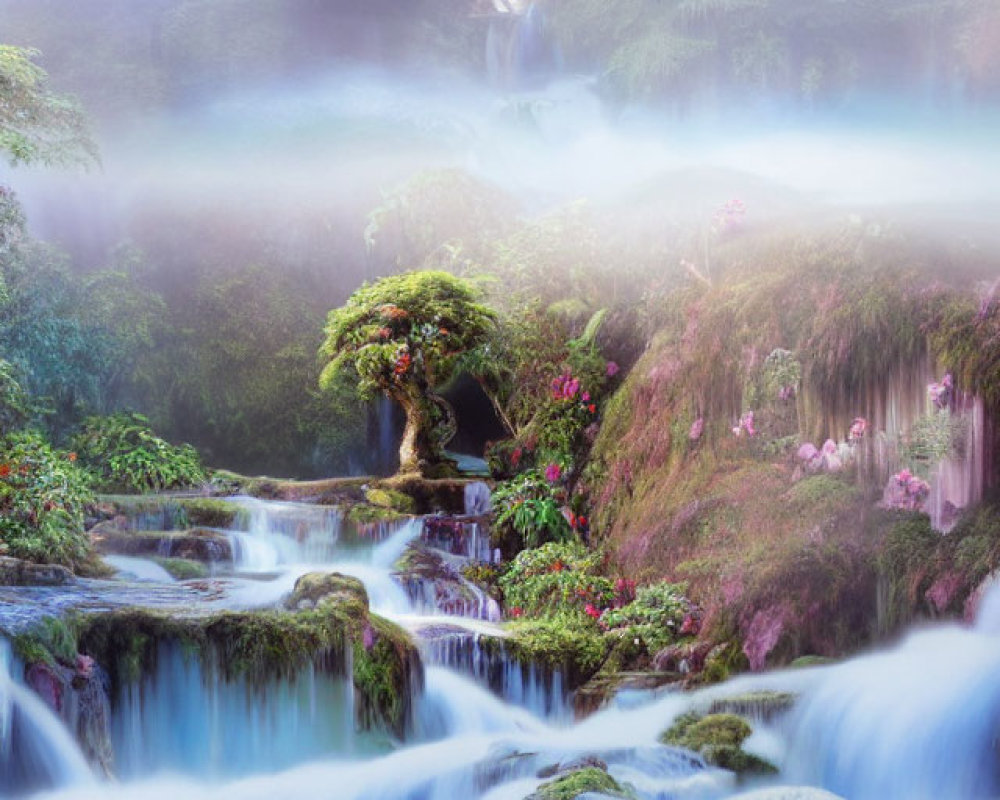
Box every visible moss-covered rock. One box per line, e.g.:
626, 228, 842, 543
661, 712, 752, 750
660, 711, 778, 776
527, 766, 635, 800
365, 487, 417, 515
285, 571, 369, 613
177, 498, 238, 528
151, 557, 209, 581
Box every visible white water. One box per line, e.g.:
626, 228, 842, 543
0, 638, 95, 795
16, 502, 1000, 799
103, 556, 177, 584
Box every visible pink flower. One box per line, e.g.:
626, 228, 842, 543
582, 392, 591, 402
545, 463, 562, 483
606, 361, 620, 377
584, 603, 601, 619
689, 417, 704, 441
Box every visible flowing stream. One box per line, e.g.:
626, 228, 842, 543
3, 498, 1000, 799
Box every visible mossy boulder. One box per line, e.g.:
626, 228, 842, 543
527, 766, 635, 800
660, 712, 777, 776
662, 712, 752, 750
285, 571, 369, 613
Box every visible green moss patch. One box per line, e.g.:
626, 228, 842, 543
659, 712, 777, 776
495, 617, 608, 689
151, 557, 209, 581
528, 767, 635, 800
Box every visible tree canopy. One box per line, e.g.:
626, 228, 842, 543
0, 44, 97, 167
319, 270, 496, 473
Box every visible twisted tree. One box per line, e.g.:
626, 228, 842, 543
319, 270, 496, 475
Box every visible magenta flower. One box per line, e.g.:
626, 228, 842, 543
545, 462, 562, 483
606, 361, 620, 377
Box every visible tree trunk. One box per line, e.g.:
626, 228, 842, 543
396, 390, 435, 474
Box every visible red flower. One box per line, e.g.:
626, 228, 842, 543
578, 515, 587, 527
584, 603, 601, 619
510, 606, 524, 618
550, 560, 565, 572
0, 464, 10, 478
588, 404, 596, 414
67, 452, 77, 462
511, 447, 522, 468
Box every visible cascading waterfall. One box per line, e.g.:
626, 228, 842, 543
0, 638, 95, 796
421, 629, 570, 721
17, 499, 1000, 799
227, 497, 345, 570
111, 642, 359, 780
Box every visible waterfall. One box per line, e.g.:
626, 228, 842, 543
110, 641, 358, 780
0, 638, 95, 795
421, 629, 570, 721
227, 497, 345, 570
102, 556, 176, 584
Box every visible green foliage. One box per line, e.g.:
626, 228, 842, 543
529, 767, 634, 800
0, 358, 31, 434
0, 430, 93, 568
0, 45, 97, 167
600, 581, 692, 653
499, 541, 612, 616
493, 471, 573, 550
502, 615, 609, 681
72, 412, 205, 493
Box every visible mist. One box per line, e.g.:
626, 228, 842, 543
2, 0, 999, 473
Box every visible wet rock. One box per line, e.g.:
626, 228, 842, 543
526, 765, 635, 799
395, 543, 501, 620
90, 528, 233, 563
0, 556, 74, 586
537, 754, 608, 779
285, 571, 368, 612
22, 651, 113, 776
659, 711, 777, 777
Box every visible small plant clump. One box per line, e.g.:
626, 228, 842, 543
72, 412, 205, 493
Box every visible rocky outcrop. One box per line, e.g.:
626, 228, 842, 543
90, 526, 232, 563
0, 556, 74, 586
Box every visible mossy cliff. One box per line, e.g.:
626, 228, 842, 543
585, 228, 1000, 671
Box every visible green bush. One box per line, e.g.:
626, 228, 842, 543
600, 581, 692, 653
499, 541, 613, 617
0, 430, 93, 567
72, 412, 205, 493
492, 469, 573, 549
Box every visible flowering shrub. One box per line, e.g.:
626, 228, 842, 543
882, 468, 931, 511
848, 417, 867, 441
599, 580, 694, 653
492, 469, 572, 548
499, 541, 614, 618
0, 431, 93, 568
